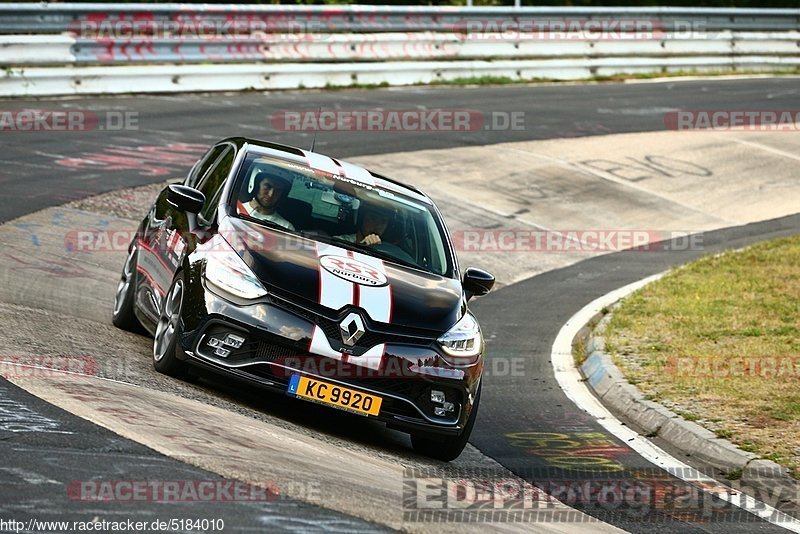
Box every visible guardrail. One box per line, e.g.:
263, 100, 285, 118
0, 3, 798, 97
3, 32, 800, 66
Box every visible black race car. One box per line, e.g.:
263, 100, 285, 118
113, 137, 494, 461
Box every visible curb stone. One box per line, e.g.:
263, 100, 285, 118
577, 307, 799, 506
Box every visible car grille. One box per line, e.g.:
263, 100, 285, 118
270, 296, 438, 349
255, 341, 295, 362
339, 376, 431, 400
210, 340, 294, 364
197, 323, 297, 365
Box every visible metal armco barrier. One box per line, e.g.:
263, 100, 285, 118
0, 3, 798, 97
3, 31, 800, 66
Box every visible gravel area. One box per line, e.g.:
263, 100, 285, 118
64, 181, 172, 220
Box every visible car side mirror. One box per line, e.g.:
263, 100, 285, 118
463, 267, 495, 301
167, 185, 205, 214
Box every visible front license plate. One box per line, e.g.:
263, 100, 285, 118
288, 375, 382, 416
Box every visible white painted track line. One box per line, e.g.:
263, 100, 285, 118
551, 273, 800, 533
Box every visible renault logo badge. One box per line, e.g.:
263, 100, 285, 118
340, 312, 365, 347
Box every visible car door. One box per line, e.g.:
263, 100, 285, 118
185, 144, 228, 187
136, 144, 236, 324
193, 144, 236, 229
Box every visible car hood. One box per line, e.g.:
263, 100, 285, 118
220, 217, 464, 333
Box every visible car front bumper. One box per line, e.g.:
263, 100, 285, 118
177, 277, 482, 437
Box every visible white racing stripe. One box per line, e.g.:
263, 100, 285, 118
350, 251, 392, 323
315, 242, 354, 312
337, 159, 376, 186
358, 344, 385, 372
303, 150, 376, 187
307, 324, 383, 372
303, 151, 341, 176
311, 244, 392, 373
308, 325, 343, 360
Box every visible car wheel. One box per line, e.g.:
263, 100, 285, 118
112, 244, 144, 333
411, 382, 481, 462
153, 275, 188, 377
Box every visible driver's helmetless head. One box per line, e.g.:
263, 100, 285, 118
360, 205, 391, 236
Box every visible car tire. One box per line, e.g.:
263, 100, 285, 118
112, 244, 145, 334
153, 274, 188, 378
411, 382, 481, 462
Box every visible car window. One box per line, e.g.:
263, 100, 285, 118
231, 152, 454, 277
197, 146, 235, 223
186, 145, 227, 188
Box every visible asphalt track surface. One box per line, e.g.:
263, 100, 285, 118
471, 213, 800, 532
1, 78, 799, 532
2, 77, 799, 223
0, 382, 384, 532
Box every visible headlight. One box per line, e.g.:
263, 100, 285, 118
437, 312, 483, 365
204, 243, 267, 300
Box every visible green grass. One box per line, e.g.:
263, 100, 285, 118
726, 468, 743, 481
573, 338, 587, 365
606, 234, 800, 479
298, 68, 800, 92
715, 428, 733, 439
430, 75, 521, 86
320, 81, 391, 90
591, 67, 800, 82
427, 68, 800, 87
674, 409, 700, 422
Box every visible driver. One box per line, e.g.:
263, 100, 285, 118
238, 171, 295, 231
336, 203, 391, 246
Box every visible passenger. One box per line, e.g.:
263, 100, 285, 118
336, 204, 391, 246
238, 172, 295, 231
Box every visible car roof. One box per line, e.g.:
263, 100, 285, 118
221, 136, 431, 204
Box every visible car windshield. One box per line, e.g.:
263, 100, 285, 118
230, 151, 453, 277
